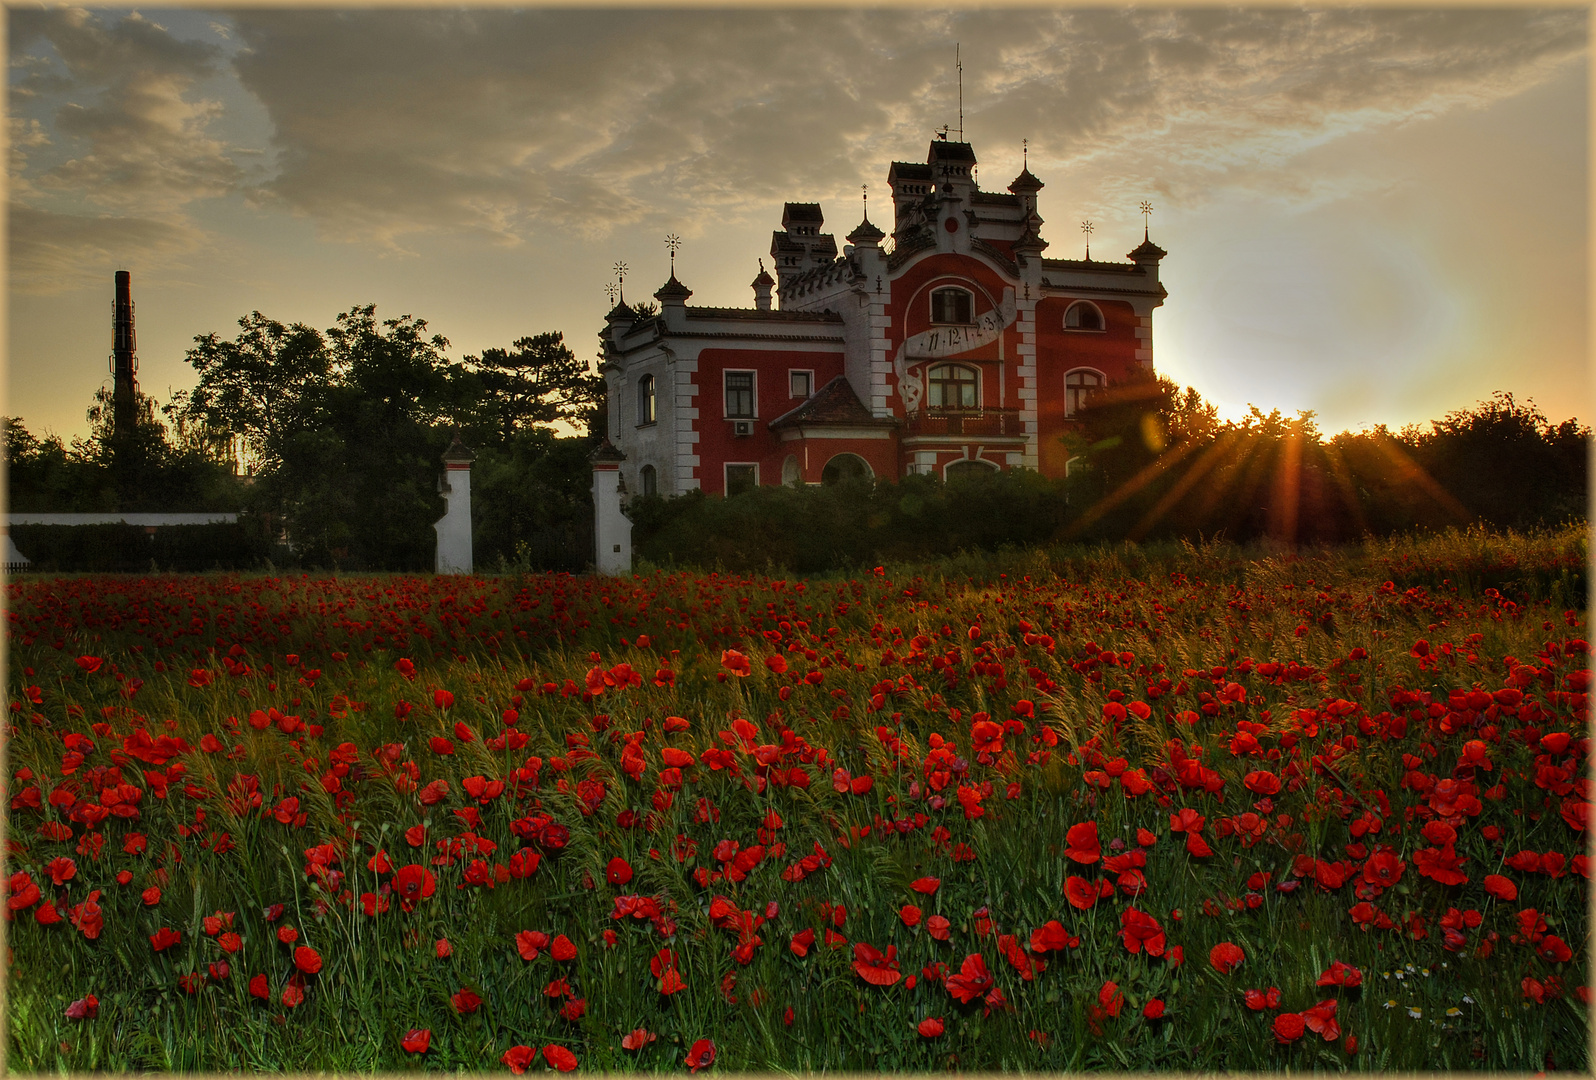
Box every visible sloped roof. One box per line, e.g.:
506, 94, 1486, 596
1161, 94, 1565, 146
770, 375, 896, 430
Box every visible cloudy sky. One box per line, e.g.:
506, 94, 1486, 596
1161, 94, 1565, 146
7, 7, 1588, 444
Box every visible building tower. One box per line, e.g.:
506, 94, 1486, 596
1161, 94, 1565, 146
111, 270, 138, 441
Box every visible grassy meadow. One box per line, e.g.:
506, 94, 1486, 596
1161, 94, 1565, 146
3, 525, 1589, 1072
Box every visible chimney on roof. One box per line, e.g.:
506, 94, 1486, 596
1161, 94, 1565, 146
751, 260, 775, 311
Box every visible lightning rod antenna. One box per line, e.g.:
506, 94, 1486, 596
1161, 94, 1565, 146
956, 44, 964, 142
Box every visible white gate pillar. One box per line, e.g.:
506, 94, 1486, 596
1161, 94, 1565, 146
434, 435, 475, 574
591, 439, 632, 575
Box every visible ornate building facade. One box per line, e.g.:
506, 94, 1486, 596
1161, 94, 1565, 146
599, 137, 1166, 496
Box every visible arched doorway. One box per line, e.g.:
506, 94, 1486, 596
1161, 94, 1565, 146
945, 458, 997, 481
821, 453, 873, 486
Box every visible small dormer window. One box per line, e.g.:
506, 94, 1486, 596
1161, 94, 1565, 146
931, 287, 974, 325
1065, 302, 1104, 331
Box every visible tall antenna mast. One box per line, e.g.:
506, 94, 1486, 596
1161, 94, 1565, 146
956, 44, 964, 141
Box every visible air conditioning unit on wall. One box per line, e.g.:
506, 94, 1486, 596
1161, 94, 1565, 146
732, 420, 754, 437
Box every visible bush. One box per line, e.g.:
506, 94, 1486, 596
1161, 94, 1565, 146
10, 521, 271, 573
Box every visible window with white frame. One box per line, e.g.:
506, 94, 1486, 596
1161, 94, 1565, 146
725, 463, 758, 496
1064, 301, 1104, 331
789, 370, 812, 398
931, 287, 974, 325
637, 374, 656, 425
926, 363, 979, 410
724, 371, 755, 418
1065, 369, 1104, 417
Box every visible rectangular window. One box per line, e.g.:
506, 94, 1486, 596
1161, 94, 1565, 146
724, 371, 755, 418
789, 370, 812, 398
725, 463, 758, 496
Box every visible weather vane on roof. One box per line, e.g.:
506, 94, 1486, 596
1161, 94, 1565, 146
1140, 200, 1154, 239
1081, 220, 1094, 261
665, 234, 681, 274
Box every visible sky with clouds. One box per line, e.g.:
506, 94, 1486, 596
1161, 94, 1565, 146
7, 7, 1588, 444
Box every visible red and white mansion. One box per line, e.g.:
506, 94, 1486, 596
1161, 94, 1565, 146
598, 137, 1166, 497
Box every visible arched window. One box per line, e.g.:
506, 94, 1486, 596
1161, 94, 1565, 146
637, 374, 656, 425
927, 363, 979, 411
946, 458, 998, 481
1065, 369, 1104, 417
821, 453, 872, 486
931, 287, 974, 325
639, 464, 657, 497
1065, 302, 1104, 331
782, 455, 802, 486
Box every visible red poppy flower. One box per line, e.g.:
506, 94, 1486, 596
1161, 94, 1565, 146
1244, 987, 1282, 1011
917, 1017, 945, 1037
1064, 875, 1099, 911
910, 876, 941, 894
1316, 960, 1362, 988
621, 1028, 657, 1051
433, 689, 454, 709
607, 857, 634, 886
393, 864, 436, 912
1064, 821, 1101, 864
1117, 907, 1165, 956
551, 934, 577, 961
1098, 980, 1124, 1018
64, 994, 98, 1020
249, 974, 269, 1000
501, 1045, 535, 1074
927, 915, 952, 941
790, 928, 815, 956
1274, 1012, 1306, 1043
1413, 845, 1468, 886
1029, 920, 1078, 953
293, 946, 322, 974
517, 930, 550, 960
150, 927, 181, 952
277, 926, 299, 944
76, 655, 103, 674
451, 988, 481, 1014
685, 1038, 716, 1073
851, 942, 902, 986
281, 978, 305, 1008
401, 1029, 431, 1054
1143, 998, 1166, 1020
1483, 874, 1518, 901
721, 650, 752, 677
900, 905, 922, 928
1303, 999, 1340, 1041
1209, 941, 1244, 974
944, 953, 993, 1003
544, 978, 571, 998
560, 998, 587, 1022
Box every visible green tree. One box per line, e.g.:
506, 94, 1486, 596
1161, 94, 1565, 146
468, 332, 604, 441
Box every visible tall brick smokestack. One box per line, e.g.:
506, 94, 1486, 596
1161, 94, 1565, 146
111, 270, 138, 440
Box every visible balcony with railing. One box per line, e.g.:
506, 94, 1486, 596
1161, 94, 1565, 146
902, 407, 1024, 438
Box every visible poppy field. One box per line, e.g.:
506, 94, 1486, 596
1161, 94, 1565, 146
3, 526, 1590, 1072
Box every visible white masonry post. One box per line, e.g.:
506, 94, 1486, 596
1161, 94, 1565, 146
591, 439, 632, 575
434, 435, 475, 574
